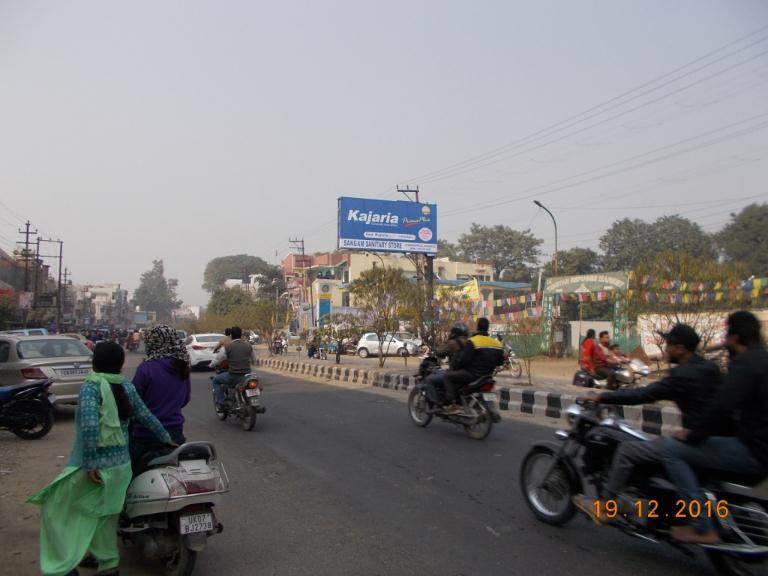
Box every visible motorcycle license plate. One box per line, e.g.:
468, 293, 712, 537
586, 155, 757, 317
245, 388, 260, 397
482, 393, 497, 402
179, 512, 214, 535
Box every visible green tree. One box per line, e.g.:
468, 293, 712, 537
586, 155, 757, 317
0, 295, 17, 329
132, 260, 181, 322
350, 266, 411, 367
600, 216, 714, 271
457, 224, 542, 281
202, 254, 281, 294
544, 248, 602, 277
716, 203, 768, 276
437, 239, 460, 260
207, 287, 253, 317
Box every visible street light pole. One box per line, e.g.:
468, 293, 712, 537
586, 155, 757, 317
533, 200, 558, 277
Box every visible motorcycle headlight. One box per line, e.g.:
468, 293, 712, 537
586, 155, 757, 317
565, 404, 582, 426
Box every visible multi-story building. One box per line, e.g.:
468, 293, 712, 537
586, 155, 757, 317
73, 283, 130, 327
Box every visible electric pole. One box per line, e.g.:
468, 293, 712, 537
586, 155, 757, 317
397, 186, 436, 349
289, 238, 314, 328
16, 220, 38, 292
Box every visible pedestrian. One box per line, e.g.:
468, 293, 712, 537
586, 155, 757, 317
28, 341, 173, 576
130, 325, 191, 471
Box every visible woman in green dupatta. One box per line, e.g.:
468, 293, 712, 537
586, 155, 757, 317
29, 341, 173, 576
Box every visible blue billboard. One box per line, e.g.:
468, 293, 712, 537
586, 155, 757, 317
337, 197, 437, 255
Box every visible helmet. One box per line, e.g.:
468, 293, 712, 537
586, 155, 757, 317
449, 322, 469, 340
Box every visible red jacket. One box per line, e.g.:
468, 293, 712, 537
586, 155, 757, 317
581, 338, 596, 372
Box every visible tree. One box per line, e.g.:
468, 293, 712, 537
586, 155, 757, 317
0, 296, 17, 329
323, 312, 366, 364
207, 287, 254, 317
349, 266, 411, 367
544, 248, 602, 277
716, 203, 768, 276
437, 239, 460, 260
202, 254, 282, 295
132, 260, 181, 322
600, 216, 714, 271
457, 224, 542, 281
504, 318, 543, 386
629, 252, 748, 352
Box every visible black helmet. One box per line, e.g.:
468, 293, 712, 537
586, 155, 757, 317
449, 322, 469, 339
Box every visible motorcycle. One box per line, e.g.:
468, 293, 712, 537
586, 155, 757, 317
211, 373, 266, 431
407, 357, 501, 440
272, 341, 284, 356
520, 399, 768, 575
0, 378, 56, 439
495, 346, 523, 378
121, 442, 228, 576
573, 358, 650, 390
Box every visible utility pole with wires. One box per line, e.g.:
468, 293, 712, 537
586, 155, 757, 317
289, 238, 314, 328
16, 220, 38, 292
397, 185, 436, 350
34, 238, 64, 331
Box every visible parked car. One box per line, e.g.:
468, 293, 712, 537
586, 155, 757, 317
389, 331, 422, 347
185, 333, 225, 368
0, 335, 93, 405
1, 328, 50, 337
356, 333, 420, 358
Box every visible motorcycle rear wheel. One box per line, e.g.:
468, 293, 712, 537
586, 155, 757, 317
408, 388, 433, 427
520, 447, 576, 526
241, 405, 257, 431
10, 400, 54, 440
163, 537, 197, 576
463, 401, 492, 440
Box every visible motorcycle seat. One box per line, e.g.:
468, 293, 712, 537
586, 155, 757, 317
0, 379, 50, 401
463, 376, 495, 394
147, 442, 216, 468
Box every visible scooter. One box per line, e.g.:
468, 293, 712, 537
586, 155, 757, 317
0, 378, 55, 439
573, 358, 650, 390
121, 442, 228, 576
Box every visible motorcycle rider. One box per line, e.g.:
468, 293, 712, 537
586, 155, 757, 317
661, 311, 768, 544
580, 329, 597, 372
211, 326, 256, 408
573, 324, 723, 525
423, 322, 469, 405
443, 317, 504, 415
213, 327, 232, 353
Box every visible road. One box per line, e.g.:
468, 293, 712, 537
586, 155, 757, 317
113, 359, 709, 576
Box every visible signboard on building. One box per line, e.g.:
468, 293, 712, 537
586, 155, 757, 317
543, 272, 630, 294
337, 197, 437, 255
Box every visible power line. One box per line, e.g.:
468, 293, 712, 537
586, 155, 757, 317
397, 24, 768, 185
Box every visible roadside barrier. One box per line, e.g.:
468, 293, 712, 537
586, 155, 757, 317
254, 357, 681, 433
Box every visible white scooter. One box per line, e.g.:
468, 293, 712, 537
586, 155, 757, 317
120, 442, 229, 576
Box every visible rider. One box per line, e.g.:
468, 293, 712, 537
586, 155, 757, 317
661, 311, 768, 544
211, 326, 255, 408
213, 327, 232, 353
573, 324, 723, 524
423, 322, 469, 405
443, 317, 504, 415
129, 325, 191, 472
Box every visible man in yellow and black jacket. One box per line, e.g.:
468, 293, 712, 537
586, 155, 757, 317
443, 317, 504, 415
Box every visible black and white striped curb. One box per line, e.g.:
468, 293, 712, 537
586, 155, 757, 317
254, 357, 681, 434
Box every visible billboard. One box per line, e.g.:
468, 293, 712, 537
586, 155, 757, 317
338, 197, 437, 255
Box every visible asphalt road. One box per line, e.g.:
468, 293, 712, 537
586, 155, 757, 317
119, 358, 711, 576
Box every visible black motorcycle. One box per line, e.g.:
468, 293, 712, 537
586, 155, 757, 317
520, 399, 768, 575
0, 379, 56, 439
408, 357, 501, 440
211, 373, 266, 431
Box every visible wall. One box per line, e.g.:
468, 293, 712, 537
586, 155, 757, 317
570, 321, 613, 353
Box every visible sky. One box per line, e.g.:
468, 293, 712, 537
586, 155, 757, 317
1, 0, 767, 305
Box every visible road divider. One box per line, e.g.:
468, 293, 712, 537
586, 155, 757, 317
254, 357, 681, 434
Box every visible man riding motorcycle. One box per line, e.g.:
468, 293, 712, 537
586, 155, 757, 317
211, 326, 255, 408
443, 318, 504, 415
573, 324, 723, 524
422, 322, 469, 405
662, 310, 768, 544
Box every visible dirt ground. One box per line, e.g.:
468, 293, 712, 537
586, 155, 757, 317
0, 405, 77, 576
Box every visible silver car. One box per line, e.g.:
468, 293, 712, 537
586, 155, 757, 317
356, 332, 420, 358
0, 335, 93, 405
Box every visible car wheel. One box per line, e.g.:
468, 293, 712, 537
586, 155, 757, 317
358, 347, 369, 358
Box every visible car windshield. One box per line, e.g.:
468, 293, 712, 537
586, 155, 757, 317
195, 335, 223, 343
18, 339, 92, 359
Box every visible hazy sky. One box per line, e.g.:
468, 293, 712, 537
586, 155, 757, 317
1, 1, 767, 305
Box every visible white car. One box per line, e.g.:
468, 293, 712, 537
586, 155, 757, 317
185, 333, 225, 368
356, 332, 420, 358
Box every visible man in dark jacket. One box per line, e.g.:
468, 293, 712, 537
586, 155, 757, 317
661, 311, 768, 544
443, 317, 504, 415
574, 324, 723, 524
423, 322, 468, 404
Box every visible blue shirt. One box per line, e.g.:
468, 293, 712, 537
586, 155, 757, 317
131, 357, 191, 438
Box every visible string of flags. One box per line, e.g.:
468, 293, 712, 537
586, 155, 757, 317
635, 276, 767, 293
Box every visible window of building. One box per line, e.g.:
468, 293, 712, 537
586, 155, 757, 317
342, 291, 350, 307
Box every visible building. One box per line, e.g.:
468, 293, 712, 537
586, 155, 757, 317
281, 251, 528, 329
73, 283, 130, 327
